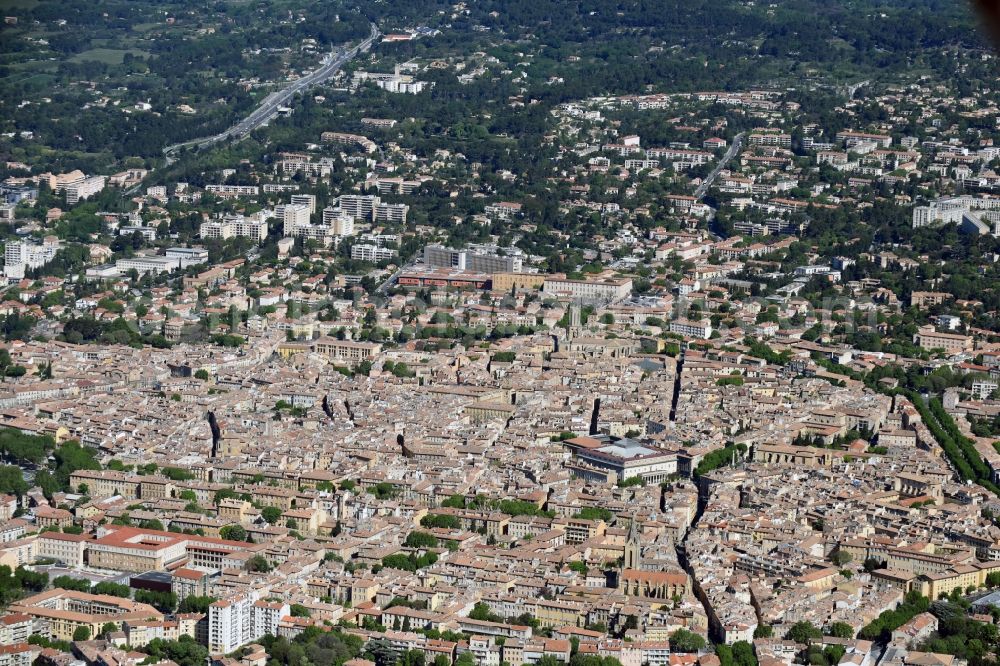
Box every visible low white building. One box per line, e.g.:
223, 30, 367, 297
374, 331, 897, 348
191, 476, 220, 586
669, 318, 713, 339
351, 244, 397, 262
200, 215, 269, 243
542, 276, 633, 304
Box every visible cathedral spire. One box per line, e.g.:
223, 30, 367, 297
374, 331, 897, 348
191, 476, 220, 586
623, 514, 640, 570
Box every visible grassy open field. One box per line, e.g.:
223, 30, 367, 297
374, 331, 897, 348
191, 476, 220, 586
68, 48, 150, 65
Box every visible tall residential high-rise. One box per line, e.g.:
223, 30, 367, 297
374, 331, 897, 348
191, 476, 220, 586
281, 203, 312, 236
4, 237, 60, 279
209, 591, 289, 654
337, 194, 380, 220
322, 207, 356, 236
374, 202, 409, 223
289, 193, 317, 215
209, 593, 255, 654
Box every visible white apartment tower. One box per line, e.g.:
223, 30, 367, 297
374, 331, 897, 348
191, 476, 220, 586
337, 194, 380, 220
209, 591, 288, 654
290, 194, 317, 215
282, 203, 312, 236
209, 592, 254, 654
4, 237, 60, 279
322, 207, 356, 236
252, 600, 289, 639
374, 202, 409, 223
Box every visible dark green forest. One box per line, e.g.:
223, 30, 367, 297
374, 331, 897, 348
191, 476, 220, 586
0, 0, 989, 174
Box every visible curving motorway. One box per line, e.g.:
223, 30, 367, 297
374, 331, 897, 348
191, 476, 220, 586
162, 23, 380, 164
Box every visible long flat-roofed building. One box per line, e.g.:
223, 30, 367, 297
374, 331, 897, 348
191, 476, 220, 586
10, 589, 163, 642
200, 215, 269, 243
397, 267, 491, 290
87, 525, 250, 573
562, 435, 677, 484
311, 338, 382, 364
423, 244, 522, 273
542, 276, 633, 304
913, 325, 973, 354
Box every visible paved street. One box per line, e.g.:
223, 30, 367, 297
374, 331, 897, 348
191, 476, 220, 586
694, 131, 745, 200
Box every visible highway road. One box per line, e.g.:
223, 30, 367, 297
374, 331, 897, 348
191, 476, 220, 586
694, 131, 745, 200
162, 23, 380, 164
844, 79, 870, 99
